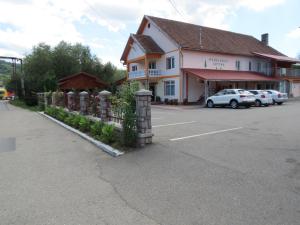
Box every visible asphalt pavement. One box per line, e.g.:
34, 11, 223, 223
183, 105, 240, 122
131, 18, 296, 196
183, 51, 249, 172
0, 100, 300, 225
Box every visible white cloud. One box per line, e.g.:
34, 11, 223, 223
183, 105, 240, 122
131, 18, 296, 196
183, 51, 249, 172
238, 0, 285, 11
287, 28, 300, 39
0, 0, 288, 66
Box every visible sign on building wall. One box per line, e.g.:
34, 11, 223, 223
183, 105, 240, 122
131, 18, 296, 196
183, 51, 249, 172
205, 57, 228, 69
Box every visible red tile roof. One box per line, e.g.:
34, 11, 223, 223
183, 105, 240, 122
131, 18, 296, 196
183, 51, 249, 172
252, 52, 300, 63
184, 69, 279, 81
145, 16, 284, 57
132, 34, 164, 54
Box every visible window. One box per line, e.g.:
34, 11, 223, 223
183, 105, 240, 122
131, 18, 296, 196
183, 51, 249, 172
249, 61, 252, 71
164, 80, 175, 96
131, 65, 137, 71
226, 90, 235, 95
166, 57, 175, 69
257, 62, 261, 72
148, 23, 151, 28
235, 60, 240, 70
149, 61, 156, 69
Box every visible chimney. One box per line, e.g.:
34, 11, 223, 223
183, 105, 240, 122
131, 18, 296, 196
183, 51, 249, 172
261, 33, 269, 46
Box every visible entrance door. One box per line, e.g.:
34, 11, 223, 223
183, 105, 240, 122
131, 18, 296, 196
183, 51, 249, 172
149, 84, 155, 101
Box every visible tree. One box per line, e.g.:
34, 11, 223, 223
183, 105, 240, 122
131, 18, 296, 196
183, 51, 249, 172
23, 43, 56, 92
6, 41, 125, 96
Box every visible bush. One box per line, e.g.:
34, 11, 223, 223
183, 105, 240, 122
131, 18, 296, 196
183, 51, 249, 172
23, 96, 38, 106
64, 115, 74, 126
90, 121, 104, 138
164, 98, 169, 104
70, 114, 82, 129
100, 124, 115, 144
45, 106, 59, 118
79, 116, 90, 132
57, 108, 68, 121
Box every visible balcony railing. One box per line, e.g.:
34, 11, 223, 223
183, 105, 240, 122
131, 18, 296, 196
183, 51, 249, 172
277, 68, 300, 77
149, 69, 162, 77
128, 69, 162, 79
128, 70, 145, 79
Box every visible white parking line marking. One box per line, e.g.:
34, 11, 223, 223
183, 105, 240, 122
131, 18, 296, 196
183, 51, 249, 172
152, 117, 163, 120
153, 121, 197, 128
170, 127, 243, 141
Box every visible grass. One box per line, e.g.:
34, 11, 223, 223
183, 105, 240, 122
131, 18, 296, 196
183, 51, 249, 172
9, 99, 39, 111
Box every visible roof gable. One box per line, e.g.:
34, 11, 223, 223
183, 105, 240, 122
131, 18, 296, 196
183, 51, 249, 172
121, 34, 164, 62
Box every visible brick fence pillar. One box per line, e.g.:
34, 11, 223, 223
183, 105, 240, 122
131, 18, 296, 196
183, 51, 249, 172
99, 90, 112, 122
135, 89, 153, 147
67, 91, 75, 111
80, 91, 89, 115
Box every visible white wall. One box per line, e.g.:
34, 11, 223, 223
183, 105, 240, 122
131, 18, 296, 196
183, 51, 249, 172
187, 75, 204, 102
182, 51, 272, 75
127, 42, 144, 61
143, 20, 178, 53
156, 77, 180, 101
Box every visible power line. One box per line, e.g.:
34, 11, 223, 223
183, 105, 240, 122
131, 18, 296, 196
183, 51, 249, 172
167, 0, 184, 17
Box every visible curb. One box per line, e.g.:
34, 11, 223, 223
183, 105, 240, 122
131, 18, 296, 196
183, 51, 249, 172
38, 112, 124, 157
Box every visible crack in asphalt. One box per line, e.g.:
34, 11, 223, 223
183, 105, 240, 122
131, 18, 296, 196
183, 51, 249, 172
95, 160, 162, 225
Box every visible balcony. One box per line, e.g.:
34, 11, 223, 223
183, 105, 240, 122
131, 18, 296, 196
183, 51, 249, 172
277, 68, 300, 77
128, 69, 162, 79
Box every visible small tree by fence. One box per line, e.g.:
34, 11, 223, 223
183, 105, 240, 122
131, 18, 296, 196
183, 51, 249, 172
39, 82, 153, 147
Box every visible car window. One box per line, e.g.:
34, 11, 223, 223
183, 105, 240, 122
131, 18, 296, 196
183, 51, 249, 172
226, 90, 235, 95
238, 90, 248, 94
267, 91, 272, 94
215, 90, 226, 96
249, 91, 257, 95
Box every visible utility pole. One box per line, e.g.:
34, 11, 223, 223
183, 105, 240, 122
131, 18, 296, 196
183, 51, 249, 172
0, 56, 25, 97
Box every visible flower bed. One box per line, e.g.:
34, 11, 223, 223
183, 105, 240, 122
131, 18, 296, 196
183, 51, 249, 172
45, 106, 125, 150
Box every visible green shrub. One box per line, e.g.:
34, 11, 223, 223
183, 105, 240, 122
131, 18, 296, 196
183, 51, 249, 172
70, 114, 82, 129
45, 106, 59, 118
79, 116, 90, 132
90, 121, 104, 138
100, 124, 115, 144
64, 115, 74, 126
57, 108, 68, 121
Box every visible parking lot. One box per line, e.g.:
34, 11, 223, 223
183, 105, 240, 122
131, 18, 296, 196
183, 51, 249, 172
1, 101, 300, 225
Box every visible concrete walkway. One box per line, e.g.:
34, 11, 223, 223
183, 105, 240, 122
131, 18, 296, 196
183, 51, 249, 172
1, 100, 300, 225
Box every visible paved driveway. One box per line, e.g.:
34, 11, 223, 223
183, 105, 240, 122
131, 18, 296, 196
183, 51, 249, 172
1, 100, 300, 225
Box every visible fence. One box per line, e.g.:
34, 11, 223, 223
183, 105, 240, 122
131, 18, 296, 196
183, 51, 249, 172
38, 89, 153, 147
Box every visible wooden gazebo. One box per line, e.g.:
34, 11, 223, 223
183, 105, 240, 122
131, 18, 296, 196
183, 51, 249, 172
58, 72, 108, 90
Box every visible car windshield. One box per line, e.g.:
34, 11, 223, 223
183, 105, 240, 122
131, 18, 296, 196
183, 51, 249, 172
238, 90, 250, 94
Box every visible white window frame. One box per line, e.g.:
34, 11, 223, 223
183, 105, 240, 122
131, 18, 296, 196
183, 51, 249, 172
164, 80, 175, 96
166, 56, 175, 70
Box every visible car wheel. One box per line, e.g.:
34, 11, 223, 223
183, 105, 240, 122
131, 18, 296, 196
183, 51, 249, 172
207, 100, 214, 108
230, 100, 238, 109
255, 100, 261, 107
245, 105, 251, 108
277, 102, 283, 105
265, 104, 269, 107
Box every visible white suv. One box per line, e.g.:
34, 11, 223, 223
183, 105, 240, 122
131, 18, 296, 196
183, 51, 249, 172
266, 90, 288, 105
206, 89, 255, 109
248, 90, 273, 107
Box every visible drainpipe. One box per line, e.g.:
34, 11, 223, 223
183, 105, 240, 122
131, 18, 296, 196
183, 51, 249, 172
179, 47, 184, 103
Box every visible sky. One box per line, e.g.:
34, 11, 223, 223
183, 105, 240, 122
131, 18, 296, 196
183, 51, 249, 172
0, 0, 299, 68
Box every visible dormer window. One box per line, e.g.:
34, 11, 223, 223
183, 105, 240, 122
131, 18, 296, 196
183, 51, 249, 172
148, 23, 151, 28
